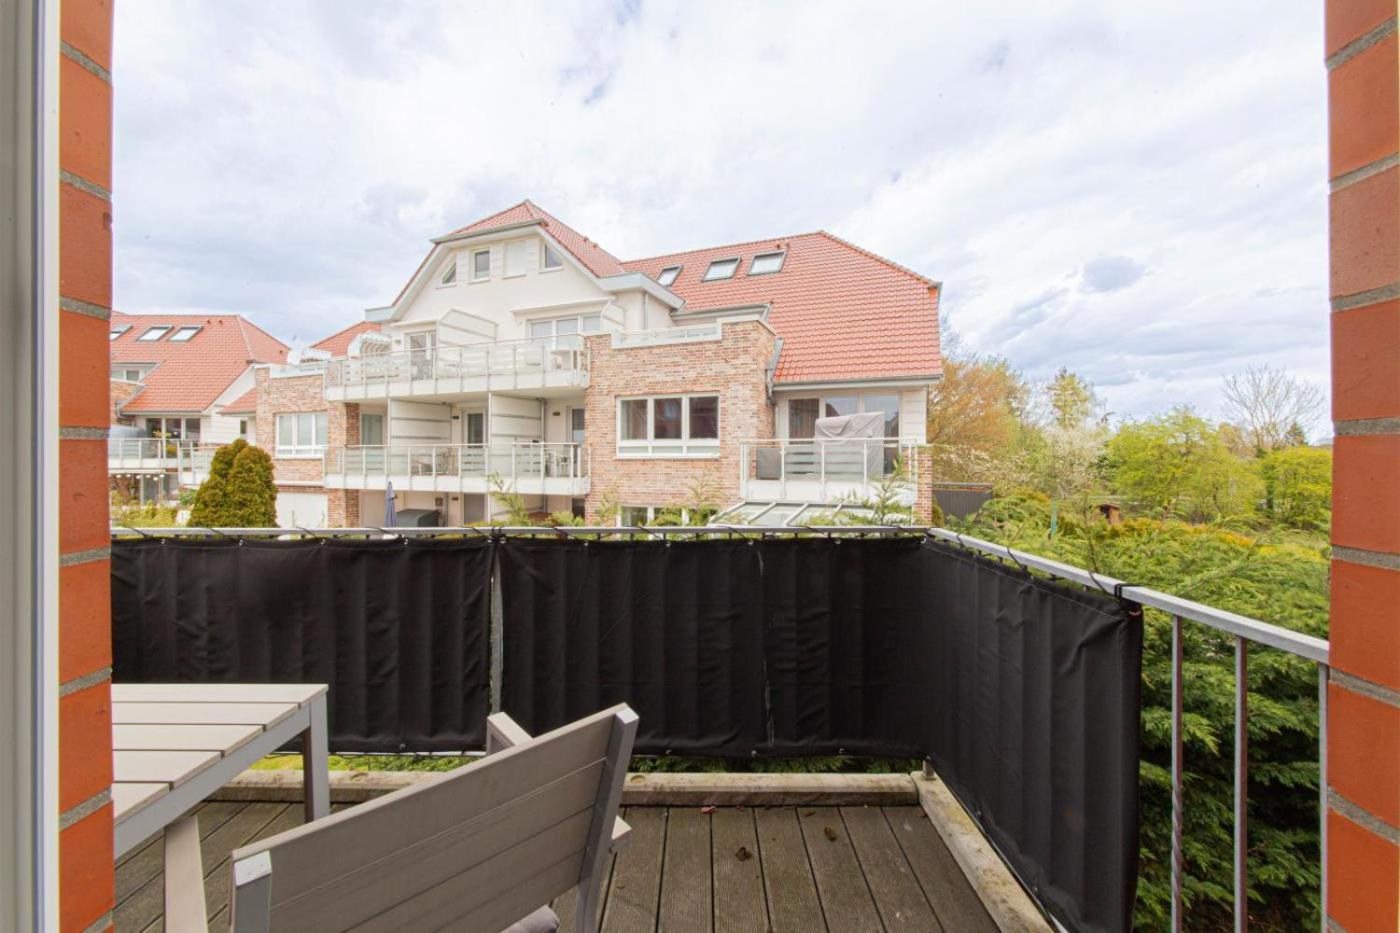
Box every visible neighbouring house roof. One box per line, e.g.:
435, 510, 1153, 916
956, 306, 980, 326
311, 320, 382, 358
622, 231, 941, 384
111, 312, 289, 414
439, 199, 628, 279
220, 386, 259, 415
405, 201, 942, 384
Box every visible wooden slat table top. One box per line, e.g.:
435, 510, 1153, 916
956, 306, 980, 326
114, 749, 220, 787
110, 782, 166, 821
111, 700, 298, 727
113, 722, 264, 754
111, 683, 326, 705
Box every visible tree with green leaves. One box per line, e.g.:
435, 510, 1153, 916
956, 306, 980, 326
187, 438, 246, 527
1044, 367, 1100, 430
222, 443, 277, 526
1105, 408, 1261, 522
1260, 446, 1332, 530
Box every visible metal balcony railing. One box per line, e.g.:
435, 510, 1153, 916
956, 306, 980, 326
111, 524, 1331, 932
323, 336, 589, 393
324, 442, 589, 485
739, 438, 919, 487
108, 437, 198, 468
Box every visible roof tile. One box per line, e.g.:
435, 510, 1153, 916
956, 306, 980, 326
110, 312, 288, 413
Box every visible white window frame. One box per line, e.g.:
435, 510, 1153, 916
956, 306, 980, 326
359, 412, 385, 446
437, 260, 457, 287
784, 390, 903, 439
503, 239, 531, 278
701, 258, 740, 281
275, 411, 329, 458
470, 249, 491, 283
137, 325, 171, 341
748, 251, 785, 276
656, 265, 681, 287
541, 243, 564, 272
616, 393, 720, 458
110, 324, 130, 341
527, 313, 601, 348
168, 325, 201, 342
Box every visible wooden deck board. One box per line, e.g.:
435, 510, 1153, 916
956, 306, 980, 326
710, 807, 768, 932
657, 808, 712, 933
883, 806, 999, 933
797, 806, 883, 932
842, 806, 942, 931
116, 801, 993, 932
754, 807, 827, 933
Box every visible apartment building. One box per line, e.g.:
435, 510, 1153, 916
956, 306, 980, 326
107, 311, 289, 503
246, 200, 941, 527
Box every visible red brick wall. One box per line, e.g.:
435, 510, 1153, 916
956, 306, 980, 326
582, 321, 776, 520
1324, 2, 1400, 930
255, 368, 329, 486
58, 1, 116, 929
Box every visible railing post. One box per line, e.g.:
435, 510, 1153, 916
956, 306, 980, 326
1171, 614, 1184, 933
1235, 636, 1249, 933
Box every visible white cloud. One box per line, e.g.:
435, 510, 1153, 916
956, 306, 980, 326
113, 0, 1329, 419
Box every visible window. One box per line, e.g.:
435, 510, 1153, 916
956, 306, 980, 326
571, 497, 586, 520
169, 325, 201, 342
114, 367, 145, 382
542, 245, 564, 270
620, 506, 654, 527
360, 413, 385, 446
656, 265, 681, 287
529, 314, 601, 347
407, 331, 436, 354
702, 258, 739, 281
504, 240, 530, 277
823, 395, 858, 418
110, 325, 130, 341
276, 412, 328, 457
568, 407, 586, 445
617, 394, 720, 457
789, 398, 819, 439
749, 251, 785, 275
138, 325, 171, 341
471, 249, 491, 281
439, 262, 457, 286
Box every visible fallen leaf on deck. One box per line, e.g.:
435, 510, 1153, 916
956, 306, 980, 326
736, 845, 753, 861
823, 826, 838, 841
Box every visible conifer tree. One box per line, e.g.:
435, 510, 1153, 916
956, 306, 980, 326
186, 438, 246, 527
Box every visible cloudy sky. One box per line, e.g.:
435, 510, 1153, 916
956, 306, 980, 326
112, 1, 1329, 422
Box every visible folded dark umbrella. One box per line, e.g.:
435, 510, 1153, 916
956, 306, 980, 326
384, 481, 397, 527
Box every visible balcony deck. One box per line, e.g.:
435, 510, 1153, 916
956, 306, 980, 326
114, 799, 996, 932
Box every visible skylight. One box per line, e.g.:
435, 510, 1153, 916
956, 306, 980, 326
137, 325, 171, 341
109, 325, 130, 341
169, 325, 201, 342
657, 266, 681, 287
749, 251, 785, 275
702, 258, 739, 282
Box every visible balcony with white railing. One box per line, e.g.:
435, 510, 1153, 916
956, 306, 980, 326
738, 438, 919, 504
323, 336, 590, 402
108, 437, 196, 474
323, 442, 590, 496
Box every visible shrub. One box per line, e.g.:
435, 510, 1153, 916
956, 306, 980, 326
1260, 447, 1331, 530
186, 438, 246, 527
223, 444, 278, 527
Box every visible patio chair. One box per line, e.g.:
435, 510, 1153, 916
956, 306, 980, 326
202, 704, 636, 933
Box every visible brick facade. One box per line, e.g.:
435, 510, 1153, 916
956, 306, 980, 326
58, 1, 116, 929
1324, 1, 1400, 929
582, 321, 776, 520
252, 365, 363, 526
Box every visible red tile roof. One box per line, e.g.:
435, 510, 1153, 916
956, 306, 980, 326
220, 386, 259, 414
441, 199, 627, 278
111, 312, 289, 413
422, 202, 941, 384
312, 320, 382, 358
622, 231, 941, 384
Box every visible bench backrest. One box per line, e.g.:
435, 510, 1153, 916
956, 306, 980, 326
228, 704, 637, 932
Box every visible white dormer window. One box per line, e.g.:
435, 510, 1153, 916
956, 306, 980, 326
439, 262, 457, 286
702, 258, 739, 281
471, 249, 491, 282
504, 240, 530, 277
169, 325, 201, 342
542, 244, 564, 271
137, 325, 171, 341
657, 266, 681, 287
110, 325, 130, 341
749, 251, 785, 276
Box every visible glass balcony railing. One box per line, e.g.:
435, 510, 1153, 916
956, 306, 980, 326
324, 337, 589, 394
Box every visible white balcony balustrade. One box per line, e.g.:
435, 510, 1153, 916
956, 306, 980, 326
738, 438, 919, 504
323, 442, 590, 496
108, 437, 197, 473
323, 337, 589, 402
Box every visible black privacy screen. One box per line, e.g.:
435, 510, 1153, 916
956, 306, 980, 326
113, 533, 1141, 932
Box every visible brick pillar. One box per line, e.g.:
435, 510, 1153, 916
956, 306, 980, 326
57, 1, 116, 930
1324, 3, 1400, 931
912, 446, 937, 524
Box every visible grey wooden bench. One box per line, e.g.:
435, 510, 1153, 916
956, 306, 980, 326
174, 705, 637, 933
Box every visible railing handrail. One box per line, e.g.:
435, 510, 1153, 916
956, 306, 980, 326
331, 441, 584, 450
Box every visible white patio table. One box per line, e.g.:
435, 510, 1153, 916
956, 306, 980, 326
110, 683, 330, 932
